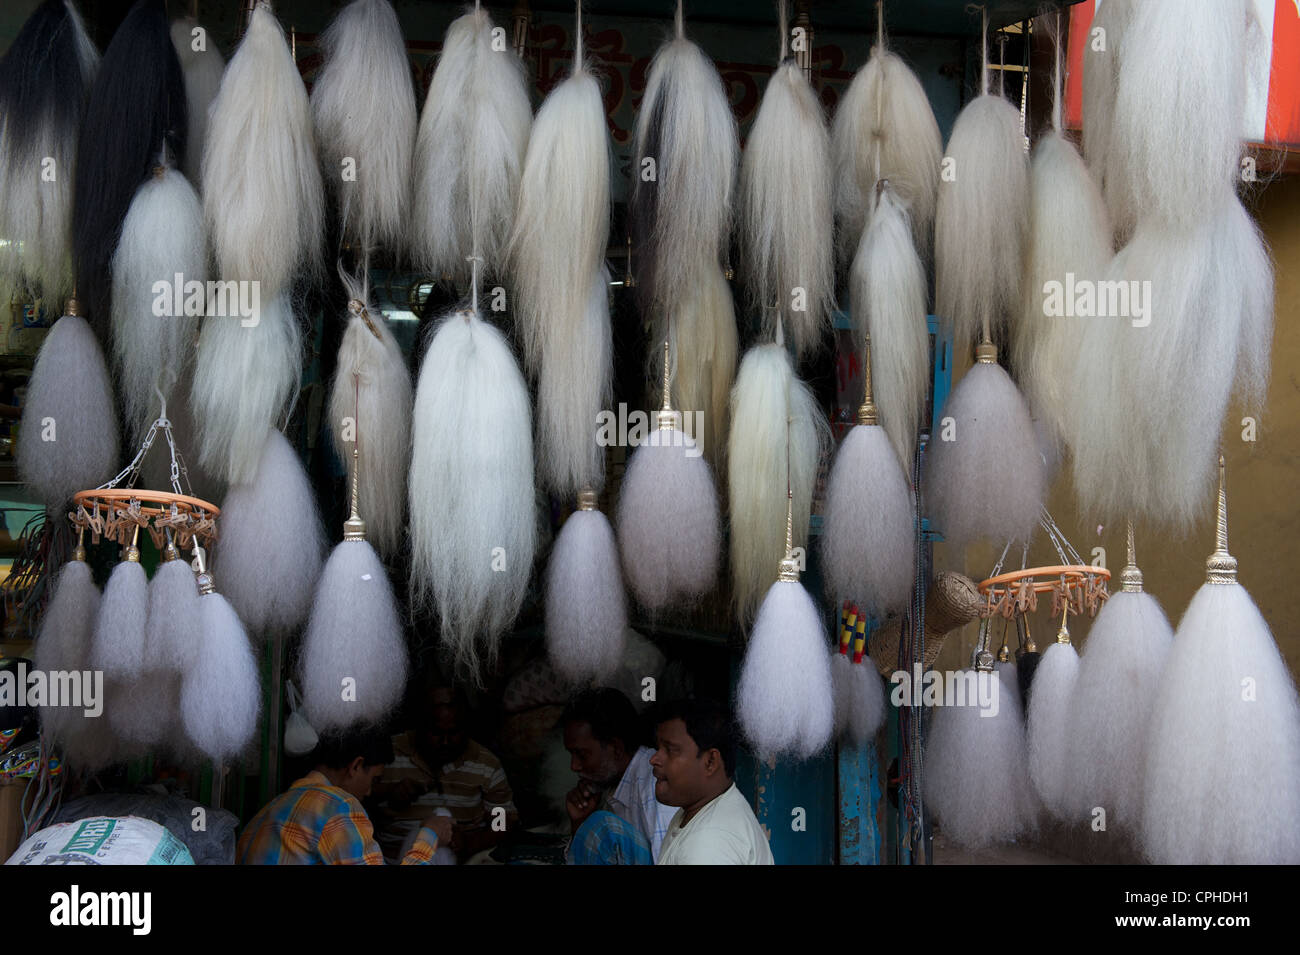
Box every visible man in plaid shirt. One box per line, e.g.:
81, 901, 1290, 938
237, 729, 452, 865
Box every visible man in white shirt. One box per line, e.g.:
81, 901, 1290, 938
561, 688, 678, 864
651, 698, 774, 865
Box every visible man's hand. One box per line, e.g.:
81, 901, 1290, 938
388, 778, 427, 810
566, 782, 598, 832
422, 814, 454, 848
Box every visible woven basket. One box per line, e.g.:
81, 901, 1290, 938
869, 571, 982, 678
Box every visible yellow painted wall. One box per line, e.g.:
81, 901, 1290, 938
935, 173, 1300, 679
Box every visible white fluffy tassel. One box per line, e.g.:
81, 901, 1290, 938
832, 45, 942, 260
536, 264, 612, 496
924, 664, 1036, 849
833, 652, 887, 746
739, 60, 834, 358
190, 292, 302, 485
171, 16, 224, 187
1015, 131, 1111, 441
849, 186, 928, 469
144, 553, 200, 673
727, 343, 828, 622
1081, 0, 1132, 236
1025, 639, 1079, 819
202, 2, 323, 292
935, 94, 1027, 348
651, 265, 737, 465
327, 284, 413, 560
34, 557, 100, 745
300, 539, 408, 732
737, 577, 835, 761
507, 66, 609, 378
408, 308, 535, 680
631, 33, 737, 316
181, 588, 261, 762
1064, 198, 1272, 528
545, 507, 628, 684
1109, 0, 1253, 232
923, 359, 1045, 548
311, 0, 416, 253
821, 423, 915, 615
412, 7, 531, 281
88, 557, 147, 680
1143, 581, 1300, 863
1066, 583, 1172, 830
16, 311, 119, 509
615, 426, 721, 612
214, 428, 327, 635
110, 164, 206, 441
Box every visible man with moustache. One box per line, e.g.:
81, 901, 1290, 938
561, 687, 676, 865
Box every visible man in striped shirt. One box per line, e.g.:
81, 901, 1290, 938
374, 685, 518, 862
237, 729, 452, 865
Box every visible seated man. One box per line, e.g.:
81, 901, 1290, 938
650, 698, 774, 865
560, 687, 677, 865
375, 684, 518, 862
237, 728, 451, 865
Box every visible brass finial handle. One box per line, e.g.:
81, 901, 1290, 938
858, 336, 879, 426
343, 446, 366, 541
657, 339, 677, 431
1120, 518, 1143, 593
777, 489, 799, 582
1205, 453, 1237, 585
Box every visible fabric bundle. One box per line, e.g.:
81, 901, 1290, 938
412, 5, 531, 282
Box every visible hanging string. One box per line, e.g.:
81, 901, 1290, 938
873, 2, 885, 183
979, 4, 989, 97
1051, 8, 1063, 133
675, 0, 684, 40
468, 254, 483, 313
778, 0, 789, 62
574, 0, 583, 74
